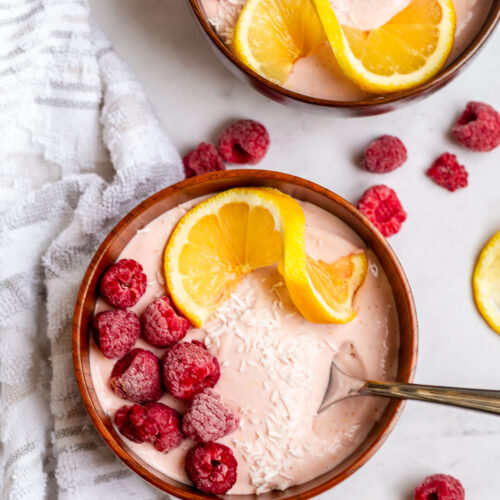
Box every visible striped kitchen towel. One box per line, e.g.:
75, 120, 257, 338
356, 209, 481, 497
0, 1, 184, 498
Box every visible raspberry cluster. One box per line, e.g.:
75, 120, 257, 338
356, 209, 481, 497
355, 101, 498, 237
183, 119, 270, 177
94, 256, 239, 494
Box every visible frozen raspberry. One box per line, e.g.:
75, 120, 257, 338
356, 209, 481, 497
115, 402, 184, 453
145, 402, 184, 452
218, 119, 270, 165
363, 135, 407, 173
185, 442, 237, 494
414, 474, 465, 500
427, 153, 468, 192
93, 309, 140, 359
100, 259, 147, 309
141, 296, 191, 347
110, 348, 163, 403
452, 101, 500, 152
162, 341, 220, 400
357, 185, 407, 237
114, 403, 158, 443
182, 389, 239, 443
183, 142, 226, 178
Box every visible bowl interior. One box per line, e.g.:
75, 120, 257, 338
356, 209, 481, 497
188, 0, 500, 112
73, 170, 418, 499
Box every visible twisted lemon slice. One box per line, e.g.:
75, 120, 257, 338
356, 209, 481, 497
311, 0, 456, 93
473, 230, 500, 335
165, 188, 367, 327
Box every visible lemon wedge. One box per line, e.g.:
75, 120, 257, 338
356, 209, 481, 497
473, 230, 500, 335
164, 188, 367, 327
311, 0, 456, 93
233, 0, 327, 85
300, 253, 368, 323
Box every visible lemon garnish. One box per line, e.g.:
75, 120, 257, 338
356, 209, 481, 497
233, 0, 327, 85
164, 188, 367, 327
311, 0, 456, 93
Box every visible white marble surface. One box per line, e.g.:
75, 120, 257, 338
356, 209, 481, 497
89, 1, 500, 498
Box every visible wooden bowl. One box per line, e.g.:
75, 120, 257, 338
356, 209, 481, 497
187, 0, 500, 116
73, 170, 418, 499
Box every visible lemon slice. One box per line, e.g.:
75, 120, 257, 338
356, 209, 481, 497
473, 230, 500, 335
233, 0, 326, 85
311, 0, 456, 93
165, 188, 285, 326
164, 188, 367, 327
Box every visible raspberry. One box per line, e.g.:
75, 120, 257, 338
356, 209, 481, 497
141, 296, 191, 347
93, 309, 140, 359
357, 185, 407, 237
363, 135, 407, 173
115, 402, 184, 453
452, 101, 500, 152
218, 119, 270, 165
144, 402, 184, 452
183, 142, 226, 178
427, 153, 468, 192
182, 389, 239, 442
414, 474, 465, 500
185, 442, 238, 494
114, 403, 158, 443
100, 259, 147, 309
162, 341, 220, 400
110, 348, 163, 403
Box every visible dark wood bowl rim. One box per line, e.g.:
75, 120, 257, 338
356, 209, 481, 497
187, 0, 500, 110
73, 169, 418, 499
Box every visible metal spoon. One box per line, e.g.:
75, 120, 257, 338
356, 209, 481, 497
318, 360, 500, 415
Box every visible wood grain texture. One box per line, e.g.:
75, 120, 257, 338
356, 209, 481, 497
73, 170, 419, 499
187, 0, 500, 117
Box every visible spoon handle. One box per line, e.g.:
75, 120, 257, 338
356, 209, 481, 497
363, 381, 500, 415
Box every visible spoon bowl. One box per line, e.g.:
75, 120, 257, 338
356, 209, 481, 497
73, 170, 418, 498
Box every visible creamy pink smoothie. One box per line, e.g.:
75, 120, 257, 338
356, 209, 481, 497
201, 0, 493, 100
90, 196, 400, 494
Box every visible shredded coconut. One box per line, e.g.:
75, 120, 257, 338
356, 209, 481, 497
369, 260, 379, 277
207, 281, 324, 491
194, 271, 373, 493
155, 270, 165, 285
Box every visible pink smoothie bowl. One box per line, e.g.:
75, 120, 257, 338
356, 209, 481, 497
73, 170, 418, 499
187, 0, 500, 116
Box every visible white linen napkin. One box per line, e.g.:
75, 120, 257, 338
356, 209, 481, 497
0, 1, 184, 498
